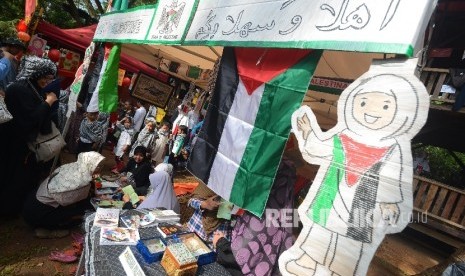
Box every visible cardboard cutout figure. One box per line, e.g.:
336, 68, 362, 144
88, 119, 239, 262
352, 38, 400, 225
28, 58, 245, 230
278, 59, 429, 276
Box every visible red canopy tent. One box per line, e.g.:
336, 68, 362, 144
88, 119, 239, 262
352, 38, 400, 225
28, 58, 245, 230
36, 21, 169, 81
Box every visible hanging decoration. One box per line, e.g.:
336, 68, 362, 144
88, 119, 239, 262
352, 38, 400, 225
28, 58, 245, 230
16, 20, 28, 32
17, 31, 31, 42
122, 77, 131, 87
48, 49, 61, 63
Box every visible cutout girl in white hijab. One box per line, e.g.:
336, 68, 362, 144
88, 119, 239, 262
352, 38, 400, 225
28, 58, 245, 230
279, 59, 429, 276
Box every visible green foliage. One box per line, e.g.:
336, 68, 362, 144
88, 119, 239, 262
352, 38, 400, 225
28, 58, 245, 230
42, 0, 79, 28
413, 144, 465, 188
129, 0, 157, 8
0, 20, 19, 40
0, 1, 24, 22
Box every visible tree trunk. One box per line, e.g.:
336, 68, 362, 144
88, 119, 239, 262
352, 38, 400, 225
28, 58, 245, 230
82, 0, 98, 18
418, 246, 465, 276
64, 0, 83, 26
94, 0, 105, 14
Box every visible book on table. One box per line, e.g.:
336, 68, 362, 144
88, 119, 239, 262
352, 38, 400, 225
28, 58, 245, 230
119, 246, 146, 276
120, 214, 141, 229
93, 207, 120, 227
100, 226, 140, 246
157, 222, 190, 238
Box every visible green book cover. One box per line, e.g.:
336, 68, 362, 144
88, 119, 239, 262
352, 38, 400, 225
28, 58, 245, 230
122, 186, 140, 205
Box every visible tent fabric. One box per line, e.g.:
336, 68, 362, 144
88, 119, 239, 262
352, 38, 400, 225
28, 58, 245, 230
36, 21, 222, 88
36, 21, 168, 80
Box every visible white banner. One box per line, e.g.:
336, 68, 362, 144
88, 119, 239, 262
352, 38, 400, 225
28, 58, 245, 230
93, 1, 198, 44
184, 0, 437, 55
94, 6, 155, 41
146, 0, 197, 42
93, 0, 437, 56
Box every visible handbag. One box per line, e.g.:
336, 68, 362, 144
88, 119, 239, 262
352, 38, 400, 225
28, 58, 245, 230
26, 80, 66, 162
449, 68, 465, 88
46, 168, 91, 206
28, 121, 66, 162
0, 95, 13, 124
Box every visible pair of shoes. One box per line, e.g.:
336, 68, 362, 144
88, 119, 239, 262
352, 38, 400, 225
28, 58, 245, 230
34, 228, 70, 239
49, 251, 78, 263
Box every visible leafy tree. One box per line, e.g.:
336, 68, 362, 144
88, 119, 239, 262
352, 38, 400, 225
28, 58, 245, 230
413, 144, 465, 189
1, 0, 157, 29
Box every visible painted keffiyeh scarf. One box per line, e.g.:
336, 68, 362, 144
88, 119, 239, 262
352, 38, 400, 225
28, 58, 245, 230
16, 55, 57, 81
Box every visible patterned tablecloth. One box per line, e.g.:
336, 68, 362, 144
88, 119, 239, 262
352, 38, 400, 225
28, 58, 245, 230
83, 210, 231, 276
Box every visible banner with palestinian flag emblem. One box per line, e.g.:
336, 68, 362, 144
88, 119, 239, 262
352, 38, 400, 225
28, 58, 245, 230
187, 47, 322, 216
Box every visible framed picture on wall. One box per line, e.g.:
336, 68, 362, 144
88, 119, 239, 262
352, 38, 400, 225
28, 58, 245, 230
131, 73, 174, 108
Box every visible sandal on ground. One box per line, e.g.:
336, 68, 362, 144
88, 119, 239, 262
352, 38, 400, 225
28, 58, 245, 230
49, 251, 78, 263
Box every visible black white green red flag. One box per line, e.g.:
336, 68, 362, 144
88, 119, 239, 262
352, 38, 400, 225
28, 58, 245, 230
187, 47, 322, 216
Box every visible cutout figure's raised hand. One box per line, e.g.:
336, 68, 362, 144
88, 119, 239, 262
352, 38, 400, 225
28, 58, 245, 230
379, 202, 400, 225
297, 113, 312, 140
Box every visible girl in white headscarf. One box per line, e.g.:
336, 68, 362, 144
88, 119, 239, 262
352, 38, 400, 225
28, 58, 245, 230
23, 151, 105, 230
136, 170, 180, 213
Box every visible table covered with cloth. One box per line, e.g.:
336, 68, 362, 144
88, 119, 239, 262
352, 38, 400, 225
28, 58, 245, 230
81, 209, 231, 276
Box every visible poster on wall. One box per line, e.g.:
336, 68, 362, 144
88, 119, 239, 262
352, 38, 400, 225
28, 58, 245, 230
27, 35, 47, 57
58, 49, 80, 72
131, 73, 174, 108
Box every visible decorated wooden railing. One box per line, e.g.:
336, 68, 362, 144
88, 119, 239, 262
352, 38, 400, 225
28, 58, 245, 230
419, 67, 455, 104
410, 175, 465, 244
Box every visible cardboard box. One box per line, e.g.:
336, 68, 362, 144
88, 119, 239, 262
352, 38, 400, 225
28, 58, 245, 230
161, 243, 198, 276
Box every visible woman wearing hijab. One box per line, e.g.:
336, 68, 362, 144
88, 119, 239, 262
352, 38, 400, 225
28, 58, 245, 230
22, 151, 105, 237
136, 170, 180, 213
0, 56, 58, 217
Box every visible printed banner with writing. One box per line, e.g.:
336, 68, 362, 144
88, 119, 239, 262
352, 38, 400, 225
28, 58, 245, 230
309, 77, 352, 95
93, 0, 198, 44
184, 0, 436, 55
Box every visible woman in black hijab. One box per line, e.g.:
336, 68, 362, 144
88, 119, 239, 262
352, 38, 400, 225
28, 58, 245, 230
0, 56, 58, 217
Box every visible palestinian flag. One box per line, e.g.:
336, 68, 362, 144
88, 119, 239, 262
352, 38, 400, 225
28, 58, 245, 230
187, 47, 322, 216
87, 43, 121, 113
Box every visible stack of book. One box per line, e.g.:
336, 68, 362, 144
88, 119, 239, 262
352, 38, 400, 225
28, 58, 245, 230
151, 210, 180, 223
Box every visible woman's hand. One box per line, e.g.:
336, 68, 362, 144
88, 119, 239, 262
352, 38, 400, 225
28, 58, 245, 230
201, 196, 221, 211
120, 176, 128, 183
122, 194, 130, 203
45, 92, 58, 106
212, 231, 225, 249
